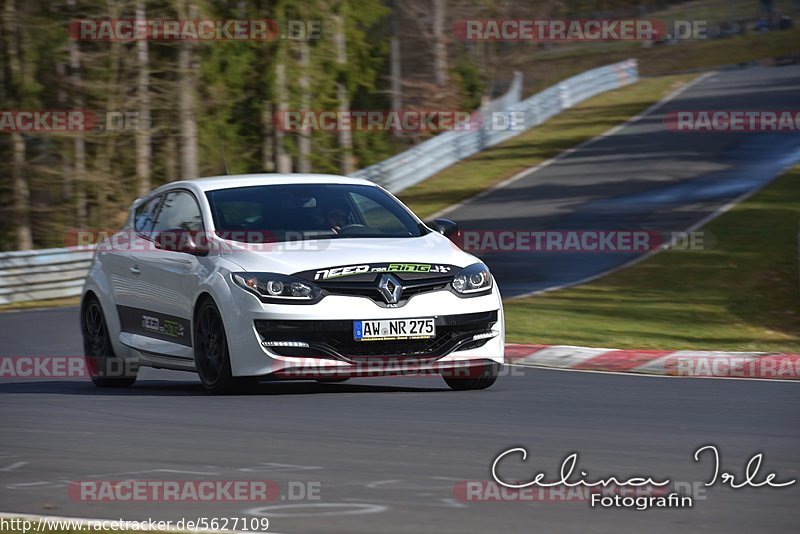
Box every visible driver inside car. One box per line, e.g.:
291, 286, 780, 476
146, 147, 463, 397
321, 201, 350, 233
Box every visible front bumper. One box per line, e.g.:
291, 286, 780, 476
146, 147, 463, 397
255, 310, 498, 363
223, 282, 505, 378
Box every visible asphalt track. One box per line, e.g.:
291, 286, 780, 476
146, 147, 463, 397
445, 64, 800, 296
1, 65, 799, 533
0, 328, 798, 534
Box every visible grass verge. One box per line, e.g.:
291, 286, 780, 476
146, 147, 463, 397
504, 165, 800, 352
399, 73, 698, 219
0, 296, 79, 312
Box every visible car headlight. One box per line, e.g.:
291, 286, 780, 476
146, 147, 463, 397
451, 263, 493, 296
232, 272, 322, 303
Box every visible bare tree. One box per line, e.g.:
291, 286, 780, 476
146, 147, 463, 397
274, 59, 292, 173
55, 61, 74, 201
270, 1, 292, 174
165, 135, 178, 182
135, 0, 151, 196
398, 0, 449, 88
10, 133, 32, 250
296, 39, 311, 173
432, 0, 448, 86
389, 0, 402, 128
262, 99, 275, 171
333, 12, 354, 174
177, 1, 199, 179
92, 0, 125, 222
3, 0, 33, 250
67, 0, 88, 227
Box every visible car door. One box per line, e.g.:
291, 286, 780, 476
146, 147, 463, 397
123, 189, 208, 355
102, 193, 163, 315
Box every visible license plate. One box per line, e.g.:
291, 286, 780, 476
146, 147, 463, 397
353, 318, 436, 341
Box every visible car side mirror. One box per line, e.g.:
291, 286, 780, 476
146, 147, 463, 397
155, 230, 209, 256
429, 218, 460, 238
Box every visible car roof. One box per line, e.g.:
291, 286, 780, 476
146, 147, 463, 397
163, 173, 376, 193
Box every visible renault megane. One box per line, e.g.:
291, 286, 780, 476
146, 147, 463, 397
81, 174, 504, 393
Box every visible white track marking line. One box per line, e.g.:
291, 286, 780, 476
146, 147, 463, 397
85, 468, 219, 478
245, 503, 387, 518
0, 461, 27, 472
365, 479, 400, 488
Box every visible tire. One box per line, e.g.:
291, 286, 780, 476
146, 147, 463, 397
81, 294, 137, 388
193, 298, 239, 394
442, 363, 500, 391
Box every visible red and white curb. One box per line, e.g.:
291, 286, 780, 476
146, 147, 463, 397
505, 344, 800, 380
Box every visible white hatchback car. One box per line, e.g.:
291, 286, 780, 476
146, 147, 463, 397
81, 174, 504, 393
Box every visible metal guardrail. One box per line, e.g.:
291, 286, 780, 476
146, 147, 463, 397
351, 59, 638, 193
0, 60, 638, 305
0, 248, 94, 305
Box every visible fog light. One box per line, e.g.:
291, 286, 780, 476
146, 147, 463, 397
262, 341, 310, 348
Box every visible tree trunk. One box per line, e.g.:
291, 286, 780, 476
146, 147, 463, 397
3, 0, 32, 250
389, 1, 402, 137
262, 103, 275, 172
178, 3, 199, 180
432, 0, 448, 86
333, 13, 354, 174
66, 0, 88, 226
94, 0, 124, 223
135, 0, 151, 196
296, 39, 311, 173
274, 59, 292, 173
94, 1, 125, 224
11, 133, 33, 250
165, 135, 178, 182
56, 61, 73, 201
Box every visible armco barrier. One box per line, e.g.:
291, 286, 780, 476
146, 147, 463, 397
0, 60, 638, 305
351, 59, 638, 193
0, 248, 94, 305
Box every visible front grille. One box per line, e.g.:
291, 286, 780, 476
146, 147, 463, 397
316, 275, 452, 305
255, 310, 498, 362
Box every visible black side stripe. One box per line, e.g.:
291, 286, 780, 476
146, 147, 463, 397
117, 305, 192, 347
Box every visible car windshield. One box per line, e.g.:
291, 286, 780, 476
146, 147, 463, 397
206, 183, 426, 242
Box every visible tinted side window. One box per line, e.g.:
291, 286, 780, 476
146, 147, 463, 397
152, 191, 204, 234
134, 196, 162, 237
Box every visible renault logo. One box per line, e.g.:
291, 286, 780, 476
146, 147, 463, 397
377, 274, 403, 304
